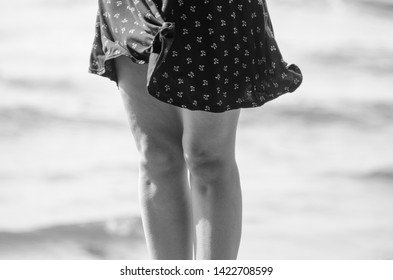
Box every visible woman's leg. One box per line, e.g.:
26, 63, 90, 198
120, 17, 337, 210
182, 109, 242, 260
115, 56, 193, 259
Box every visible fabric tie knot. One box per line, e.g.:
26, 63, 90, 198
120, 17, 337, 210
151, 22, 175, 54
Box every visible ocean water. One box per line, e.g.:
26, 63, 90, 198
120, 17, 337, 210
0, 0, 392, 259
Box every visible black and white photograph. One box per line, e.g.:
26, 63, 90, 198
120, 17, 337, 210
0, 0, 392, 260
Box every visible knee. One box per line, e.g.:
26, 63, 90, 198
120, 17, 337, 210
138, 139, 184, 180
184, 145, 235, 182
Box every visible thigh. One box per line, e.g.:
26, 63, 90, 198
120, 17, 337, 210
181, 109, 241, 159
115, 56, 183, 153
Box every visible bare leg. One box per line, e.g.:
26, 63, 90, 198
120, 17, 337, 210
182, 110, 242, 260
115, 56, 193, 259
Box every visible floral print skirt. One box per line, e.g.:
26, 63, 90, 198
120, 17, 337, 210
89, 0, 303, 112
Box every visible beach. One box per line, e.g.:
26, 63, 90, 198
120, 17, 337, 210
1, 0, 393, 259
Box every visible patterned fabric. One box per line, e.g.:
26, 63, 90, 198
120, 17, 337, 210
89, 0, 303, 112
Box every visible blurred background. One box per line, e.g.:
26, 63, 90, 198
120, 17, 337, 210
1, 0, 392, 259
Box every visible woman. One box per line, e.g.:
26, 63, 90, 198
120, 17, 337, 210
89, 0, 302, 260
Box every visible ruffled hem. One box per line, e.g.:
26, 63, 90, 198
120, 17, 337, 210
147, 87, 292, 113
88, 0, 171, 86
88, 52, 147, 85
88, 0, 303, 112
